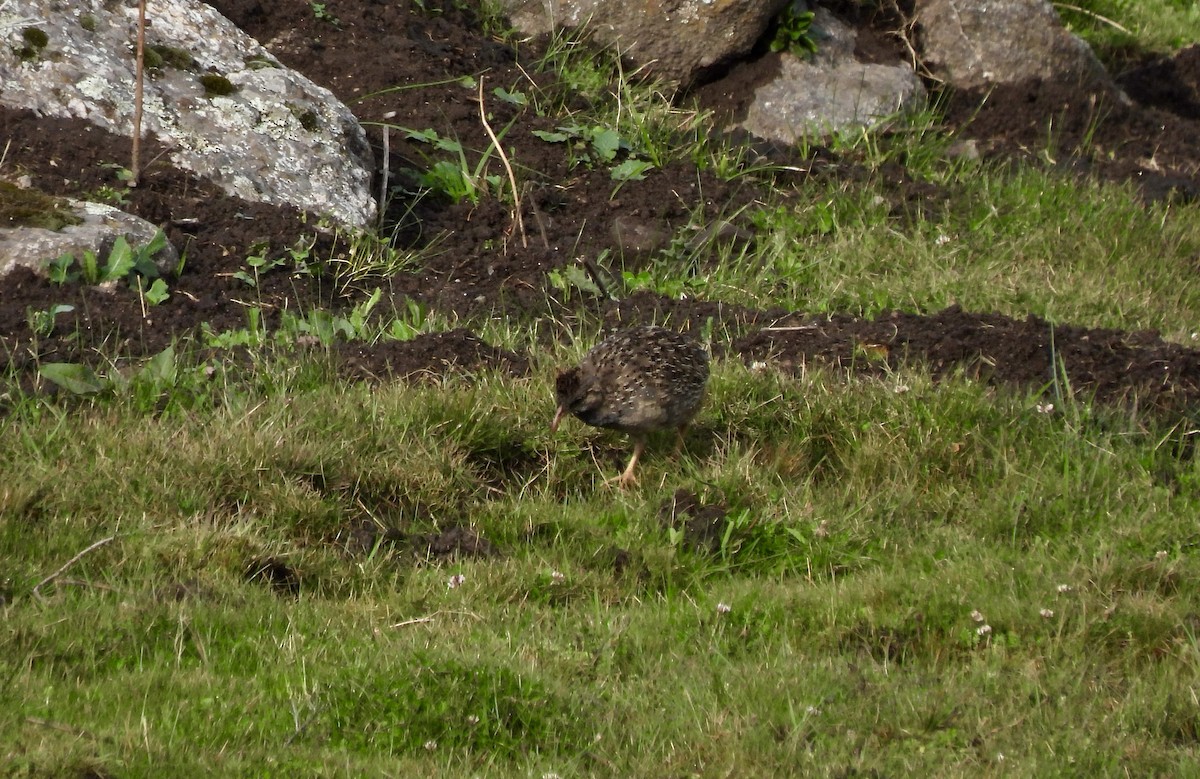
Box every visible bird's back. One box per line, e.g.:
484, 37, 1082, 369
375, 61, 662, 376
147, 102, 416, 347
576, 326, 708, 433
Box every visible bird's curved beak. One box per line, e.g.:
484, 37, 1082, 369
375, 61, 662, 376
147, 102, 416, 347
550, 404, 566, 433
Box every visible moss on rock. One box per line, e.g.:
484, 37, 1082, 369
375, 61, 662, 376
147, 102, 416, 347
199, 72, 239, 98
0, 181, 83, 231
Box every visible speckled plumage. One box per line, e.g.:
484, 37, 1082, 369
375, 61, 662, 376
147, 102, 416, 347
551, 325, 709, 486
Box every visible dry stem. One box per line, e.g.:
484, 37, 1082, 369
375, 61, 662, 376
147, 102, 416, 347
477, 77, 527, 248
32, 535, 117, 600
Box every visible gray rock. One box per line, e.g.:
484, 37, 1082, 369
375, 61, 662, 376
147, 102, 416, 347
739, 8, 927, 141
497, 0, 791, 89
0, 0, 376, 227
0, 194, 178, 279
916, 0, 1116, 91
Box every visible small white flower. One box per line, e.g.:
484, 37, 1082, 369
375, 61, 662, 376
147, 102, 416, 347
424, 739, 437, 751
1155, 550, 1169, 560
716, 602, 732, 614
750, 361, 768, 373
1039, 608, 1054, 619
448, 573, 466, 589
466, 715, 480, 725
806, 705, 822, 716
935, 233, 953, 246
970, 609, 985, 623
977, 624, 992, 636
1036, 402, 1055, 414
893, 383, 911, 394
1056, 584, 1073, 594
551, 570, 565, 582
996, 753, 1005, 763
813, 520, 830, 538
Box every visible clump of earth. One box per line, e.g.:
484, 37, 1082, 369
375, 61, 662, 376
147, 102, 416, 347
3, 0, 1200, 414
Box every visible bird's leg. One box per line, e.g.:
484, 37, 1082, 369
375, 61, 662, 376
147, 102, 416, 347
607, 436, 646, 488
672, 423, 690, 455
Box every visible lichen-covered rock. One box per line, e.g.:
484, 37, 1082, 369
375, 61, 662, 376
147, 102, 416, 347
0, 191, 178, 279
497, 0, 791, 89
739, 8, 926, 140
0, 0, 376, 227
916, 0, 1116, 92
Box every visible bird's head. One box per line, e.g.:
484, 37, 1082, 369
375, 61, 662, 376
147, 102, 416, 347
551, 367, 607, 431
550, 368, 580, 432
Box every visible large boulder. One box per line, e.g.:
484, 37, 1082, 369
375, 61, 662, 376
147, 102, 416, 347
916, 0, 1115, 91
739, 7, 927, 141
497, 0, 791, 89
0, 0, 376, 227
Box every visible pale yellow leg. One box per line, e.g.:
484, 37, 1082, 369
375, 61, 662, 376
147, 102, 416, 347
606, 437, 646, 488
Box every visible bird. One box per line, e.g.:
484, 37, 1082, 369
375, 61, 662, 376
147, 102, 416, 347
551, 325, 710, 487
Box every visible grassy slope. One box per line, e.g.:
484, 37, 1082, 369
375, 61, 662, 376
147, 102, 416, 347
5, 2, 1200, 777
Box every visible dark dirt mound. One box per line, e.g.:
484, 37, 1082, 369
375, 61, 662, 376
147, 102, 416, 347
734, 305, 1200, 413
4, 0, 1200, 415
661, 489, 729, 554
335, 328, 530, 381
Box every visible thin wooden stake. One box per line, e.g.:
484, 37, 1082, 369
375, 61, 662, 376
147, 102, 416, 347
130, 0, 147, 186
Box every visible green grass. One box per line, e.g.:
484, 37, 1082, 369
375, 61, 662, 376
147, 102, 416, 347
631, 158, 1200, 342
1058, 0, 1200, 59
7, 9, 1200, 777
799, 169, 1200, 338
5, 355, 1200, 775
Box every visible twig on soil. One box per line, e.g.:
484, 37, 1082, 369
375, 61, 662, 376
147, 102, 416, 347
882, 0, 938, 82
526, 189, 552, 250
580, 255, 614, 300
390, 615, 437, 628
389, 609, 482, 628
32, 535, 117, 601
137, 276, 148, 320
25, 716, 96, 740
56, 578, 121, 594
476, 77, 527, 248
137, 140, 179, 176
284, 710, 321, 747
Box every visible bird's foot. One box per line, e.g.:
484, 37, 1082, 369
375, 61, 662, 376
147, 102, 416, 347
603, 470, 638, 489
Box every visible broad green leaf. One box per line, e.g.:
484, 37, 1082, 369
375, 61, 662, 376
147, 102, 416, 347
532, 130, 570, 144
492, 87, 527, 106
141, 346, 177, 384
40, 362, 105, 394
306, 309, 337, 343
589, 128, 622, 161
132, 229, 168, 277
104, 236, 136, 281
48, 253, 77, 284
611, 159, 655, 181
80, 249, 99, 284
405, 127, 441, 144
145, 278, 170, 305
